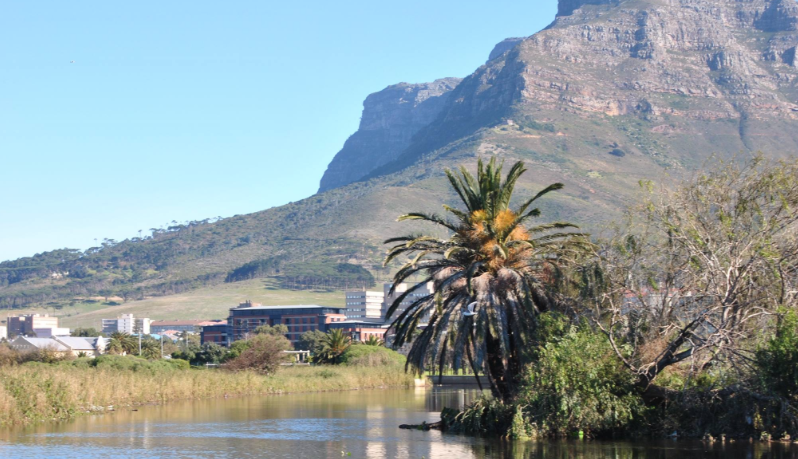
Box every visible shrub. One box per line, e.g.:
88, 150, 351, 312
0, 343, 18, 366
225, 333, 292, 375
442, 396, 514, 436
168, 358, 190, 370
756, 310, 798, 401
340, 345, 405, 367
516, 317, 645, 438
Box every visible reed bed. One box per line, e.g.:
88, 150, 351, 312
0, 360, 414, 427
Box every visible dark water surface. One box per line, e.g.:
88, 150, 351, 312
1, 387, 796, 458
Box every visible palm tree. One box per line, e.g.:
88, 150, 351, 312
107, 332, 137, 355
384, 157, 588, 401
321, 329, 352, 364
363, 335, 384, 346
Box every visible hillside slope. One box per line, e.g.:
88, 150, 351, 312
3, 0, 797, 311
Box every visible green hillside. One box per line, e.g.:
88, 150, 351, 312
2, 278, 346, 330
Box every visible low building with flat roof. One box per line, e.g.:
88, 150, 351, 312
151, 320, 219, 334
325, 320, 388, 343
9, 336, 70, 354
32, 327, 71, 338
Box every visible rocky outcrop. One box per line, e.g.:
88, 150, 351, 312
487, 38, 525, 62
318, 78, 461, 192
557, 0, 617, 17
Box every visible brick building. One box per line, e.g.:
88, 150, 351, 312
201, 301, 348, 346
326, 320, 388, 343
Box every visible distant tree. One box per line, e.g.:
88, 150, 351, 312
107, 332, 137, 355
223, 339, 252, 362
225, 333, 292, 375
195, 343, 226, 365
253, 324, 289, 337
139, 337, 161, 360
72, 327, 102, 337
363, 336, 384, 347
297, 330, 327, 356
320, 329, 352, 364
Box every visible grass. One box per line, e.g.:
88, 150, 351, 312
3, 278, 346, 329
0, 359, 415, 427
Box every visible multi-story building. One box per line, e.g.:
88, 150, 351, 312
342, 282, 435, 323
0, 325, 6, 341
231, 302, 347, 343
381, 282, 434, 322
203, 301, 348, 345
200, 323, 229, 347
151, 320, 223, 334
343, 290, 385, 320
102, 314, 152, 335
7, 314, 61, 337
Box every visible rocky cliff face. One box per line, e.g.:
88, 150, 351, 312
371, 0, 798, 176
487, 37, 526, 62
318, 78, 461, 192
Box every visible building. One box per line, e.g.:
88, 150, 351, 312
102, 314, 151, 335
53, 336, 108, 357
343, 290, 385, 320
9, 336, 70, 355
342, 282, 435, 323
7, 314, 61, 337
204, 301, 348, 345
326, 321, 388, 343
0, 325, 7, 341
9, 336, 107, 357
200, 323, 229, 347
151, 320, 221, 334
32, 327, 71, 338
381, 282, 434, 322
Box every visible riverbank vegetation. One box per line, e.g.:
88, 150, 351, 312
0, 353, 414, 427
388, 155, 798, 441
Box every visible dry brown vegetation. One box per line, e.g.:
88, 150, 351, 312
0, 359, 414, 427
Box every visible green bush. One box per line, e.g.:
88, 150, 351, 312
516, 315, 645, 438
89, 355, 180, 373
168, 358, 190, 370
340, 345, 405, 367
757, 310, 798, 401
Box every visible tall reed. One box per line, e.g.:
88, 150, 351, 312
0, 359, 414, 427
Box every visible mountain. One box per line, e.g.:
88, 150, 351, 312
3, 0, 798, 311
318, 78, 462, 192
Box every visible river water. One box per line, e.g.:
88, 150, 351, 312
0, 387, 796, 458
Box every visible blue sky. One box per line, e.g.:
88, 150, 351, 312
0, 1, 558, 262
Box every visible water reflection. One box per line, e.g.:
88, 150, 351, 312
0, 388, 795, 459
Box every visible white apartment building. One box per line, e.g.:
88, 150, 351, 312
344, 290, 385, 320
102, 314, 152, 335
